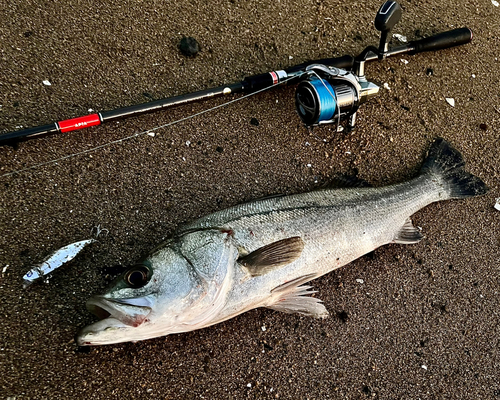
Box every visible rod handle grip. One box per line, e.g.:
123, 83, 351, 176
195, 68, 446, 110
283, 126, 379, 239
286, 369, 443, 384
408, 27, 472, 55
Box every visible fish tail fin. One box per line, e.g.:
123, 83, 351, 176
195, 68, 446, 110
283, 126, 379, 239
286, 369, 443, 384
420, 138, 488, 199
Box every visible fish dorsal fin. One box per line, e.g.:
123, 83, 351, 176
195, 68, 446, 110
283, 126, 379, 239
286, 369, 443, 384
238, 236, 304, 277
393, 218, 424, 244
267, 273, 328, 319
324, 174, 373, 189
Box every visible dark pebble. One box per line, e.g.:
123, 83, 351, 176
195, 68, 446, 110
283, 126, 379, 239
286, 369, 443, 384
216, 146, 224, 153
250, 118, 259, 126
479, 123, 487, 131
19, 249, 30, 257
426, 68, 434, 76
337, 310, 348, 323
440, 304, 449, 313
179, 37, 201, 57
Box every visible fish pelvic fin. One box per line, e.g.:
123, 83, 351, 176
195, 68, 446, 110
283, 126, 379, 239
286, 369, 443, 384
267, 274, 329, 319
392, 218, 424, 244
421, 138, 488, 199
238, 236, 304, 277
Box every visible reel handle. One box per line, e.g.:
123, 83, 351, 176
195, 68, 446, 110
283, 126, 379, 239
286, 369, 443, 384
374, 0, 402, 32
375, 1, 402, 55
408, 27, 472, 54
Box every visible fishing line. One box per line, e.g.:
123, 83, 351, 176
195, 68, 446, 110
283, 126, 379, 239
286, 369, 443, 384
301, 70, 343, 144
308, 70, 342, 130
0, 74, 301, 179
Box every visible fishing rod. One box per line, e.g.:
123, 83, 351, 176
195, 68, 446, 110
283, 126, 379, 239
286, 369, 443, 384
0, 1, 472, 146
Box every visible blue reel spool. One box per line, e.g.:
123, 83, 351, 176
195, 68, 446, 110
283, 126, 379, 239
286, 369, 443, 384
295, 76, 338, 125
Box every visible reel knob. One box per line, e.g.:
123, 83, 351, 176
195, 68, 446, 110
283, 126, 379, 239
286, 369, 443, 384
375, 1, 402, 55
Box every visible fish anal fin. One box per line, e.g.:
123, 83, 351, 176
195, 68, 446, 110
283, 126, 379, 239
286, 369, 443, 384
393, 218, 424, 244
268, 274, 329, 319
239, 236, 304, 277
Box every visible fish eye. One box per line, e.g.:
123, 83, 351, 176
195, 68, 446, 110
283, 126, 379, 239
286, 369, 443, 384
124, 265, 151, 288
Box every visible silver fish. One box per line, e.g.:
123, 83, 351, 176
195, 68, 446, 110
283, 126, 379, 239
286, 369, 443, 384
77, 138, 487, 345
23, 239, 95, 288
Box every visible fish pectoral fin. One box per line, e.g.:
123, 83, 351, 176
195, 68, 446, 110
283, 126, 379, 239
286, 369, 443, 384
267, 274, 329, 319
392, 218, 424, 244
238, 236, 304, 277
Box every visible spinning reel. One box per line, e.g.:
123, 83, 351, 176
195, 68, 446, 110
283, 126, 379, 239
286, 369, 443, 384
295, 65, 378, 130
294, 1, 402, 130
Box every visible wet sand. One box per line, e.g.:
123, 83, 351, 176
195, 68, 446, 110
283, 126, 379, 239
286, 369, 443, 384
1, 0, 499, 398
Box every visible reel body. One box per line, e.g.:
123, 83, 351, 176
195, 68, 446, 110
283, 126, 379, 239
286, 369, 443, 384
295, 65, 379, 129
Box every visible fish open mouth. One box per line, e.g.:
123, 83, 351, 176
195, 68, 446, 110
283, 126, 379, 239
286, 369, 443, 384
86, 295, 154, 327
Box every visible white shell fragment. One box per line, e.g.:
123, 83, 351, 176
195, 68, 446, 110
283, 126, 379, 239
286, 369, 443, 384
492, 0, 499, 7
393, 33, 407, 43
42, 80, 52, 86
23, 239, 95, 288
494, 198, 500, 211
445, 98, 455, 107
383, 83, 391, 90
